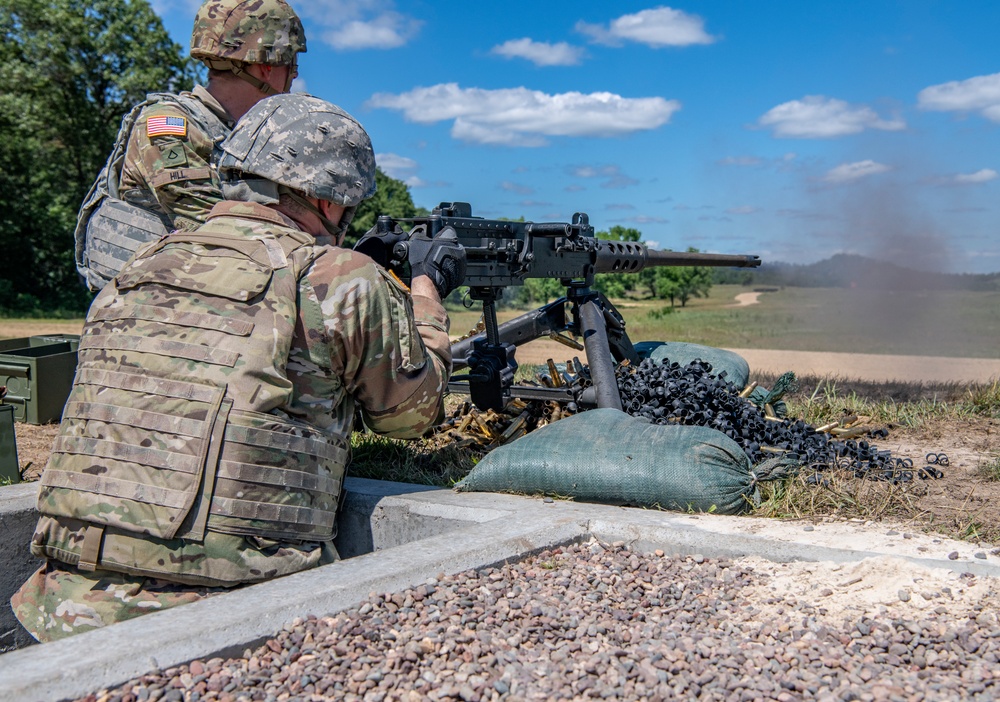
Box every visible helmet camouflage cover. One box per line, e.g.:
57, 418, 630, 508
218, 94, 377, 208
191, 0, 306, 66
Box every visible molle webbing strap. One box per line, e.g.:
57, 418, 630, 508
80, 332, 240, 367
74, 366, 221, 403
62, 400, 205, 437
92, 303, 255, 336
41, 467, 194, 509
51, 435, 201, 474
224, 423, 347, 463
88, 242, 138, 274
78, 525, 105, 572
40, 368, 228, 541
216, 460, 340, 495
209, 496, 337, 531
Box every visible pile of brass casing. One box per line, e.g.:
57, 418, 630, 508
430, 358, 588, 450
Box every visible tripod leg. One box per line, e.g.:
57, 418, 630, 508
579, 298, 623, 411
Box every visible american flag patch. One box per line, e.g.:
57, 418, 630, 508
147, 115, 187, 137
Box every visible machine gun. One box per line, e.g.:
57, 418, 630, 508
370, 202, 761, 412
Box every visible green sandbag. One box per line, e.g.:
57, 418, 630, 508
455, 409, 790, 515
635, 341, 750, 389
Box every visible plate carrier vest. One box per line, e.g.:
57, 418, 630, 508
36, 219, 346, 587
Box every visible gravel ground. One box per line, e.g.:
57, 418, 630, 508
76, 540, 1000, 702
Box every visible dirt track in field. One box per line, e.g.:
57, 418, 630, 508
511, 339, 1000, 385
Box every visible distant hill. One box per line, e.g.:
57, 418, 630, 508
713, 253, 1000, 291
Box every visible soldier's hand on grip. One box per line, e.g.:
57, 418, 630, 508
404, 226, 467, 299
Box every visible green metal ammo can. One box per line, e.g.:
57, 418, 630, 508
0, 335, 79, 425
0, 398, 19, 483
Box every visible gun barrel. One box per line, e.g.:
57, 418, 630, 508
595, 242, 761, 274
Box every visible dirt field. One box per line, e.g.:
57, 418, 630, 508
511, 338, 1000, 385
0, 319, 84, 339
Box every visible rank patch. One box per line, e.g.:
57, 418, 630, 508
147, 116, 187, 138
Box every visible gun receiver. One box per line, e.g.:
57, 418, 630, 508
375, 202, 761, 412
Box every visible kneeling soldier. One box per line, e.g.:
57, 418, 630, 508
13, 94, 465, 641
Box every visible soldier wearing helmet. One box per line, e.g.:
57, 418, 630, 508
13, 95, 465, 641
117, 0, 306, 231
74, 0, 306, 291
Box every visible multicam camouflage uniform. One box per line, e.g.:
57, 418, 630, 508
117, 86, 233, 231
13, 97, 451, 642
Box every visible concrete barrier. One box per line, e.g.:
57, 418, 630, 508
0, 478, 500, 655
0, 482, 41, 652
2, 479, 997, 702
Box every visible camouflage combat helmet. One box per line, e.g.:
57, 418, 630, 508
219, 94, 377, 234
191, 0, 306, 94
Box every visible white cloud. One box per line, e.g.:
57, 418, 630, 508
149, 0, 200, 17
500, 181, 534, 195
520, 199, 553, 208
291, 77, 309, 94
918, 72, 1000, 122
954, 168, 998, 185
759, 96, 905, 138
576, 7, 716, 47
621, 215, 669, 224
719, 156, 762, 166
824, 160, 891, 184
323, 14, 421, 50
367, 83, 680, 147
299, 1, 422, 51
374, 152, 440, 188
606, 203, 636, 210
375, 152, 419, 179
491, 38, 585, 67
568, 164, 639, 189
727, 205, 759, 215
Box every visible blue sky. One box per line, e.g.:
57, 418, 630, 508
153, 1, 1000, 274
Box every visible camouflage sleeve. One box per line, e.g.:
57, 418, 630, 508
118, 102, 223, 231
304, 249, 451, 439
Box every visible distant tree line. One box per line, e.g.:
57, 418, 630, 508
712, 253, 1000, 292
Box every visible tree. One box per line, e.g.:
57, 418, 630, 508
676, 264, 713, 307
0, 0, 197, 314
649, 248, 714, 307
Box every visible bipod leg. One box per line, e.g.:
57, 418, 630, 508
593, 293, 640, 366
578, 297, 623, 411
451, 297, 570, 369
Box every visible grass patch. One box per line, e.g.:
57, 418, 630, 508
753, 371, 1000, 430
755, 470, 926, 523
978, 455, 1000, 483
965, 380, 1000, 418
347, 432, 476, 487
